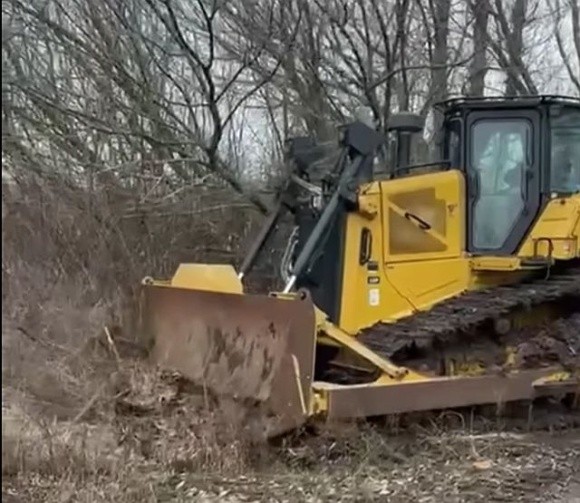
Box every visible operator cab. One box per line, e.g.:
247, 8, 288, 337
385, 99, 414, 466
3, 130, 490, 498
437, 95, 580, 255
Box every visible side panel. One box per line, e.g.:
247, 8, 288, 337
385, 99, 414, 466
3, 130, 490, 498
337, 171, 470, 334
338, 186, 415, 333
517, 195, 580, 259
381, 170, 465, 262
381, 170, 470, 325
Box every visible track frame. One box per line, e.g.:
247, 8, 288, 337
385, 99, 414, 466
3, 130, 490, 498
308, 303, 578, 422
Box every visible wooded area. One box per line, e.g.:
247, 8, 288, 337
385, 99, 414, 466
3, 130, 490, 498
3, 0, 579, 201
2, 3, 580, 501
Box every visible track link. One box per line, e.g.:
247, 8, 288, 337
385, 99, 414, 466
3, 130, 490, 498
358, 265, 580, 365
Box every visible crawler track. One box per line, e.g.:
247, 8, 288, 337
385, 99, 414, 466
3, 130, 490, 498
358, 264, 580, 369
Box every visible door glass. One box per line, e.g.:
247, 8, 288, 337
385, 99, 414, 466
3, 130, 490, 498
550, 109, 580, 194
470, 119, 531, 250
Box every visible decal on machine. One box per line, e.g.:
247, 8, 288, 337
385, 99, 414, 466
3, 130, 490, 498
369, 288, 380, 306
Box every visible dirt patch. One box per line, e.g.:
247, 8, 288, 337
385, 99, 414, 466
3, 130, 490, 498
4, 423, 579, 502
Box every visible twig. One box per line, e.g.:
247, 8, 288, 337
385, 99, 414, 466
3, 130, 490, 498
72, 381, 107, 424
16, 325, 71, 355
149, 482, 159, 502
103, 325, 121, 365
447, 432, 527, 441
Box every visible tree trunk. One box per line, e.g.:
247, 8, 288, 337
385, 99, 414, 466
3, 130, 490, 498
430, 0, 451, 155
469, 0, 489, 96
505, 0, 526, 95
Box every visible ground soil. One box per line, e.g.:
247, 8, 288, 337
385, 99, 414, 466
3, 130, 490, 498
3, 428, 579, 502
3, 366, 579, 503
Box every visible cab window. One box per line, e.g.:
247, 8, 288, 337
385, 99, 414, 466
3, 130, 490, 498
550, 108, 580, 194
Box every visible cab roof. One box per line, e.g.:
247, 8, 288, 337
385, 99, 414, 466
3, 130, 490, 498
435, 95, 580, 114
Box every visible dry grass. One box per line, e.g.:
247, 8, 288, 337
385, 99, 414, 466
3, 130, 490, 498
4, 394, 579, 502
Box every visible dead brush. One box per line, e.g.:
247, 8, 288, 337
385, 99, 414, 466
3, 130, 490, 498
1, 171, 269, 497
112, 363, 255, 475
2, 403, 121, 479
2, 271, 122, 423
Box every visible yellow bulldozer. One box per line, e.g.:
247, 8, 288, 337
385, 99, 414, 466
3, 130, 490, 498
140, 95, 580, 437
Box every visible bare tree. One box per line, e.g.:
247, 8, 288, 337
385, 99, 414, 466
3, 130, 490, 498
4, 0, 576, 202
550, 0, 580, 94
3, 0, 302, 212
469, 0, 490, 95
487, 0, 540, 95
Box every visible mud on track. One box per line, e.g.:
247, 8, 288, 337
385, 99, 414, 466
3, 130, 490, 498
359, 266, 580, 366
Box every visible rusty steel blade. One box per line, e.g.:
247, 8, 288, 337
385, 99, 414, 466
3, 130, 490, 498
139, 285, 316, 434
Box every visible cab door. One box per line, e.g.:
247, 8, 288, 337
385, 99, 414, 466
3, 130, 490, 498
466, 110, 542, 255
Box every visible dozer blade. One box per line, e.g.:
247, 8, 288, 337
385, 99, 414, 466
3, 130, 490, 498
139, 284, 317, 437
